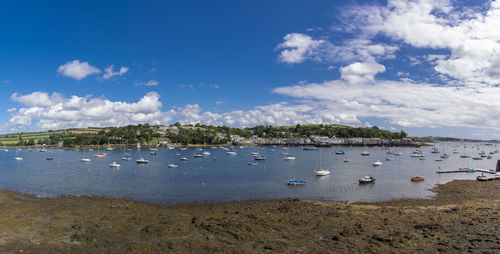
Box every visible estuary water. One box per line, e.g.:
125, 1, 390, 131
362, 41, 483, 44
0, 143, 496, 203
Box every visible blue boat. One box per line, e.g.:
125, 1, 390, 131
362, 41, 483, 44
335, 150, 345, 155
359, 176, 376, 184
287, 179, 306, 185
303, 147, 318, 151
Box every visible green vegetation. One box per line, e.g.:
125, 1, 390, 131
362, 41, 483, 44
0, 123, 408, 147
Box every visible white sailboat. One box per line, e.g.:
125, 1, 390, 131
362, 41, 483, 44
14, 147, 22, 160
81, 149, 91, 162
314, 149, 330, 176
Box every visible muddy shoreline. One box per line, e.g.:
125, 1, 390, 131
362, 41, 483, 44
1, 180, 500, 253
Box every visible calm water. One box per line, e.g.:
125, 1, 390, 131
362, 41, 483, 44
0, 143, 497, 203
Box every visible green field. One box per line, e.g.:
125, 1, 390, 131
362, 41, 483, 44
0, 131, 67, 145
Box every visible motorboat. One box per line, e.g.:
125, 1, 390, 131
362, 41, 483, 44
359, 176, 376, 184
14, 156, 23, 161
343, 158, 351, 162
411, 176, 424, 181
202, 151, 211, 156
136, 158, 149, 163
109, 161, 121, 168
180, 157, 188, 161
168, 164, 179, 168
150, 151, 157, 155
287, 179, 306, 185
335, 150, 345, 155
226, 151, 237, 155
472, 157, 483, 160
431, 147, 439, 153
80, 158, 91, 162
121, 156, 131, 161
194, 154, 204, 158
303, 147, 318, 150
247, 162, 258, 165
361, 151, 370, 156
386, 157, 393, 161
440, 153, 449, 158
394, 151, 403, 156
315, 170, 331, 176
254, 155, 266, 160
284, 156, 296, 160
373, 160, 383, 166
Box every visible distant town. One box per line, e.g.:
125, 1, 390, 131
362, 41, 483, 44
0, 123, 491, 148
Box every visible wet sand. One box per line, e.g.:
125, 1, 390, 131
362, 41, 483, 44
1, 180, 500, 253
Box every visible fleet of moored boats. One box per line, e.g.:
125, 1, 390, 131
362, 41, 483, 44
4, 142, 499, 187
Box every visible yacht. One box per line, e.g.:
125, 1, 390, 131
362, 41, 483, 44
109, 161, 121, 168
373, 160, 383, 166
284, 155, 296, 160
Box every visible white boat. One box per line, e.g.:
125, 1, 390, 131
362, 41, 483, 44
136, 158, 149, 163
359, 176, 376, 184
251, 152, 260, 156
14, 148, 22, 160
106, 147, 114, 151
226, 151, 237, 155
394, 151, 402, 156
410, 152, 423, 157
373, 160, 383, 166
314, 149, 330, 176
109, 161, 121, 167
121, 156, 131, 161
202, 151, 211, 156
168, 164, 179, 168
284, 156, 296, 160
386, 157, 393, 161
168, 146, 175, 150
80, 158, 91, 162
194, 154, 204, 158
343, 158, 351, 162
315, 170, 330, 176
180, 157, 188, 161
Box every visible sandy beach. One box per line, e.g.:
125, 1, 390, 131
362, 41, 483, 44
0, 180, 499, 253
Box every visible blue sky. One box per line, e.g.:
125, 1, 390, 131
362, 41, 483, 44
2, 0, 500, 139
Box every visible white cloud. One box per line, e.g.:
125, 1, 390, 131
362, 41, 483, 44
276, 33, 325, 63
7, 92, 163, 130
103, 65, 129, 79
345, 0, 500, 85
272, 76, 500, 129
57, 60, 101, 80
7, 107, 16, 113
340, 60, 386, 84
135, 80, 159, 86
11, 92, 63, 107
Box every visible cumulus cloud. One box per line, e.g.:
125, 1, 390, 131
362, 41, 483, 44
57, 60, 101, 80
340, 60, 386, 84
276, 33, 325, 63
344, 0, 500, 85
11, 92, 63, 107
103, 65, 129, 79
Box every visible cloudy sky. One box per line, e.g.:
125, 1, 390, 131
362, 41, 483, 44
2, 0, 500, 139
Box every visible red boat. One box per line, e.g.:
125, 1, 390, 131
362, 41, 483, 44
411, 176, 424, 181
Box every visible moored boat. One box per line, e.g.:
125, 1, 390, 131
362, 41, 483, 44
168, 164, 179, 168
411, 176, 424, 181
359, 176, 376, 184
287, 179, 306, 185
136, 158, 149, 163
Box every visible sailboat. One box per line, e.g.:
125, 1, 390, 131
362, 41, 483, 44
14, 147, 22, 160
81, 149, 91, 162
94, 145, 107, 158
314, 149, 330, 176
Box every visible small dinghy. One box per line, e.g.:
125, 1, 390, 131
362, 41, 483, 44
287, 179, 306, 185
411, 176, 424, 181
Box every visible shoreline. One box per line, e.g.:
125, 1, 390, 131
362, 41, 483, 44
1, 180, 499, 253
